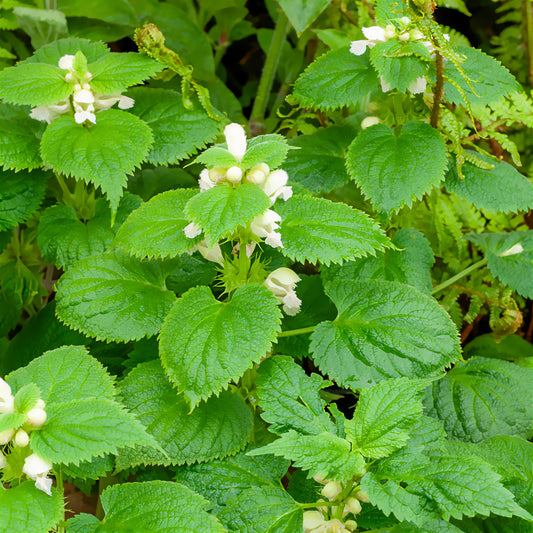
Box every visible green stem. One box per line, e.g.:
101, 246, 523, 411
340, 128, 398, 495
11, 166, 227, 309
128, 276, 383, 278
56, 467, 65, 533
55, 173, 73, 202
527, 0, 533, 87
249, 11, 290, 133
95, 475, 117, 520
431, 258, 488, 295
299, 500, 338, 509
277, 325, 317, 338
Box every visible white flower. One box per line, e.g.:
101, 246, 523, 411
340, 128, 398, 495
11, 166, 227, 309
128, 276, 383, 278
226, 166, 243, 184
184, 222, 202, 239
356, 490, 371, 503
34, 399, 46, 410
0, 428, 14, 445
0, 450, 6, 469
196, 241, 224, 265
250, 209, 283, 248
73, 88, 95, 105
361, 116, 380, 129
380, 76, 391, 93
499, 243, 524, 257
58, 54, 75, 70
246, 163, 270, 185
93, 94, 134, 111
344, 498, 362, 515
303, 511, 326, 532
264, 267, 302, 316
73, 103, 96, 124
27, 407, 47, 427
310, 519, 351, 533
224, 123, 247, 161
261, 169, 292, 204
23, 454, 53, 496
14, 429, 29, 447
344, 520, 358, 532
408, 76, 427, 94
321, 480, 343, 501
0, 377, 13, 409
350, 26, 388, 56
29, 100, 70, 124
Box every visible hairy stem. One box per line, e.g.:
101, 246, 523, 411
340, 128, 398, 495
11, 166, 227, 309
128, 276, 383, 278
277, 325, 317, 338
249, 10, 290, 134
430, 50, 444, 129
431, 258, 488, 295
95, 475, 118, 520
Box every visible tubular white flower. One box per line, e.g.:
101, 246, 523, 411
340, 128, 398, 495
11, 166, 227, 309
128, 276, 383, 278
261, 169, 292, 204
344, 498, 362, 515
226, 166, 243, 184
398, 32, 410, 41
345, 520, 358, 532
0, 428, 14, 445
246, 163, 270, 185
0, 378, 12, 403
14, 429, 30, 447
198, 169, 216, 192
23, 454, 53, 495
500, 243, 524, 257
73, 88, 95, 105
58, 54, 75, 70
321, 480, 343, 501
264, 267, 302, 316
29, 100, 70, 124
356, 490, 371, 503
184, 222, 202, 239
27, 407, 47, 427
35, 476, 53, 496
303, 511, 326, 532
408, 76, 427, 94
350, 25, 387, 56
93, 94, 134, 111
74, 103, 96, 124
0, 450, 6, 469
361, 116, 380, 129
224, 123, 247, 161
250, 209, 283, 249
196, 241, 224, 265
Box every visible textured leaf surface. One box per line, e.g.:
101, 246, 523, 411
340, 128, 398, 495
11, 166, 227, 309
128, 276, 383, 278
346, 121, 447, 212
159, 285, 281, 405
240, 134, 290, 170
467, 231, 533, 298
0, 103, 44, 170
424, 356, 533, 442
31, 397, 158, 465
283, 126, 355, 193
41, 110, 152, 211
126, 88, 220, 165
118, 360, 253, 467
88, 52, 161, 94
55, 251, 176, 342
0, 169, 48, 231
0, 482, 63, 533
256, 355, 336, 436
219, 485, 303, 533
278, 195, 390, 265
71, 481, 226, 533
185, 183, 270, 244
310, 280, 460, 389
293, 47, 379, 110
113, 189, 200, 258
278, 0, 329, 34
21, 36, 109, 65
0, 62, 72, 106
444, 46, 520, 106
250, 430, 365, 482
446, 153, 533, 213
322, 228, 434, 294
6, 345, 114, 405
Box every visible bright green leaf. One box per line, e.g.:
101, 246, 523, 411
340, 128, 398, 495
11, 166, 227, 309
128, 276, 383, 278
22, 37, 109, 65
240, 134, 290, 170
278, 0, 330, 34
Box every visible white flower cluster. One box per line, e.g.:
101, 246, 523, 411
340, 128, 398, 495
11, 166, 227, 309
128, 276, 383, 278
264, 267, 302, 316
302, 479, 369, 533
0, 378, 52, 495
29, 53, 134, 125
350, 17, 449, 95
184, 123, 292, 254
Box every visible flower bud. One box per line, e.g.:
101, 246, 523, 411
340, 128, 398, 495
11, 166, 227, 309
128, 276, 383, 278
246, 163, 270, 185
356, 490, 371, 503
226, 166, 243, 184
344, 497, 362, 515
313, 473, 328, 484
321, 480, 343, 501
184, 222, 202, 239
197, 241, 224, 266
384, 24, 396, 39
345, 520, 358, 531
34, 399, 46, 410
14, 429, 30, 447
400, 16, 411, 24
410, 29, 424, 40
361, 116, 380, 130
224, 123, 247, 162
0, 428, 14, 445
303, 510, 325, 531
58, 54, 75, 70
26, 408, 47, 427
398, 32, 410, 41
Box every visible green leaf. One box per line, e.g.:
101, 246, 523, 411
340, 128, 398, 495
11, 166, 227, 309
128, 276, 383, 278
194, 145, 239, 168
40, 110, 153, 212
6, 345, 114, 405
185, 183, 270, 245
159, 284, 281, 405
278, 0, 329, 34
126, 87, 221, 165
240, 134, 290, 170
0, 482, 64, 533
0, 62, 72, 106
444, 46, 520, 106
363, 452, 530, 525
62, 454, 114, 481
0, 103, 45, 171
13, 7, 68, 50
277, 195, 390, 265
113, 189, 201, 259
445, 153, 533, 213
370, 40, 431, 93
117, 360, 253, 468
293, 47, 379, 110
347, 378, 427, 459
250, 430, 365, 483
37, 196, 141, 269
0, 169, 48, 231
22, 37, 109, 65
67, 513, 100, 533
463, 333, 533, 361
310, 280, 460, 389
88, 52, 161, 94
55, 251, 176, 342
424, 356, 533, 442
56, 0, 136, 25
31, 397, 159, 465
256, 355, 336, 436
70, 480, 226, 533
219, 485, 303, 533
346, 121, 448, 212
322, 228, 434, 294
13, 383, 41, 413
0, 412, 27, 433
283, 126, 355, 193
467, 231, 533, 298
